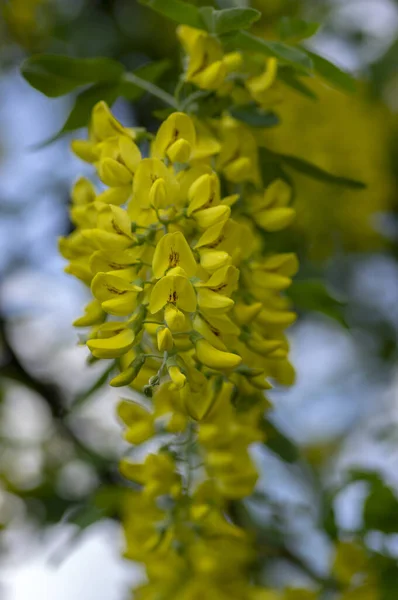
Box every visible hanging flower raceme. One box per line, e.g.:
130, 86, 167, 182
64, 81, 298, 596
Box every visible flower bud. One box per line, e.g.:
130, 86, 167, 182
157, 327, 173, 352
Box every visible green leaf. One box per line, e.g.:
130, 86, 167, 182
372, 554, 398, 600
212, 7, 261, 34
364, 479, 398, 533
229, 103, 279, 127
288, 280, 348, 328
32, 60, 171, 148
63, 83, 119, 133
21, 55, 125, 98
199, 7, 215, 31
118, 60, 171, 101
223, 30, 313, 73
259, 147, 367, 189
73, 362, 116, 408
139, 0, 205, 29
278, 68, 318, 100
261, 418, 300, 463
305, 50, 356, 94
278, 17, 320, 42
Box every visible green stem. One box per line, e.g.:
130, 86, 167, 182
123, 73, 179, 109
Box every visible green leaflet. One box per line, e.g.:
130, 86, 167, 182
229, 103, 280, 127
305, 50, 356, 94
288, 280, 348, 328
139, 0, 205, 29
261, 418, 300, 463
208, 7, 261, 34
259, 147, 367, 189
224, 31, 313, 73
31, 61, 171, 148
21, 55, 125, 97
141, 0, 260, 34
278, 17, 320, 42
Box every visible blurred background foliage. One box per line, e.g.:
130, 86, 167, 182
0, 0, 398, 597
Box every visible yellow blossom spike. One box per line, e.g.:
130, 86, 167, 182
87, 328, 135, 359
149, 275, 197, 314
195, 339, 242, 370
152, 231, 197, 279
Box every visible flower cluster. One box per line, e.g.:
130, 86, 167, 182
61, 24, 298, 599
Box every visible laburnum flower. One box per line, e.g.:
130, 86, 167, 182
65, 97, 299, 600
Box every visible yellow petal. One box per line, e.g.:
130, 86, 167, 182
195, 339, 241, 370
193, 205, 230, 229
98, 158, 133, 187
87, 328, 135, 358
152, 231, 197, 279
157, 327, 173, 352
197, 288, 234, 314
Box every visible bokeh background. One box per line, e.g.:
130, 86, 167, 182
0, 0, 397, 598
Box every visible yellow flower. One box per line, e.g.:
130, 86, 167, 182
117, 399, 155, 444
152, 231, 197, 278
120, 453, 181, 499
178, 26, 227, 90
157, 327, 173, 352
153, 112, 196, 163
195, 339, 242, 370
73, 298, 105, 327
87, 322, 135, 359
168, 365, 186, 390
251, 178, 296, 231
246, 58, 278, 104
149, 273, 197, 314
133, 158, 179, 209
91, 272, 142, 316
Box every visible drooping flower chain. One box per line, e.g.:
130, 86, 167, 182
61, 25, 298, 600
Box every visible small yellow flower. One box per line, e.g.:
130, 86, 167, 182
149, 273, 197, 314
157, 326, 173, 352
152, 231, 197, 278
195, 339, 242, 370
153, 112, 196, 163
